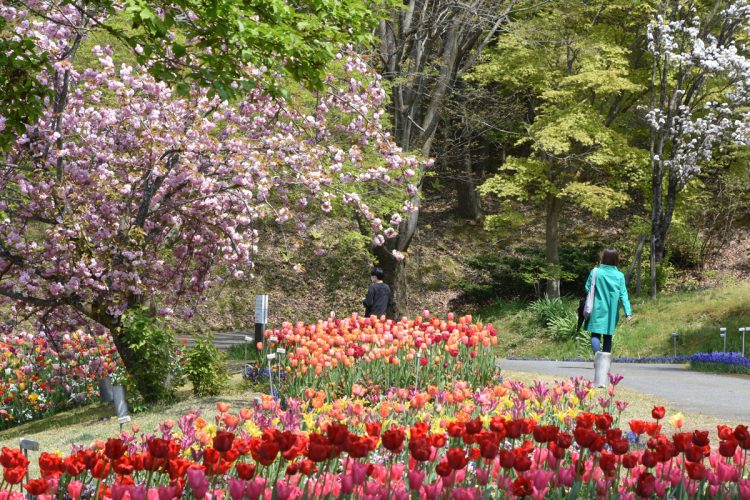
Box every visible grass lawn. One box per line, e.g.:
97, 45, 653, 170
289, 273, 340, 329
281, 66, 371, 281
483, 280, 750, 359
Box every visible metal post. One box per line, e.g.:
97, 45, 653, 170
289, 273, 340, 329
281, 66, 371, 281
266, 353, 276, 397
720, 327, 727, 352
255, 295, 269, 349
741, 327, 746, 358
671, 332, 678, 357
244, 335, 253, 366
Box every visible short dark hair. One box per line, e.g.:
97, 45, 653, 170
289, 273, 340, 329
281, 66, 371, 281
600, 248, 620, 266
371, 267, 385, 280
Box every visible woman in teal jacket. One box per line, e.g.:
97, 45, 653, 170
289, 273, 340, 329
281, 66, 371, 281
584, 248, 633, 353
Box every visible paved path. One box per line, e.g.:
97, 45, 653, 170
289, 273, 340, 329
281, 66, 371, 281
499, 359, 750, 422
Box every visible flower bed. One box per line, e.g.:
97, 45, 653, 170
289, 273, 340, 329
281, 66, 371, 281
250, 313, 498, 398
0, 330, 118, 429
2, 389, 750, 499
690, 352, 750, 375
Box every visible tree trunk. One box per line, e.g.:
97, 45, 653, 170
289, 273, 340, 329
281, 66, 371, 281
625, 235, 647, 287
456, 149, 482, 220
373, 244, 408, 319
544, 195, 563, 299
369, 192, 420, 318
650, 234, 658, 299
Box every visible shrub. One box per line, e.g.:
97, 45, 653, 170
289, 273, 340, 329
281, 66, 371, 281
185, 335, 228, 397
120, 308, 184, 404
461, 243, 603, 301
548, 311, 579, 341
529, 297, 569, 326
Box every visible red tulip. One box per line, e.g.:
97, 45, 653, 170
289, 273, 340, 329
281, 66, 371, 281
435, 460, 452, 477
147, 438, 171, 458
251, 440, 280, 466
651, 406, 665, 420
381, 428, 406, 452
91, 459, 111, 479
735, 425, 750, 442
718, 425, 734, 440
408, 437, 431, 462
635, 472, 656, 498
511, 476, 533, 497
236, 463, 256, 480
446, 447, 467, 470
213, 432, 235, 453
63, 455, 86, 476
622, 453, 639, 469
105, 438, 127, 460
611, 438, 629, 455
23, 477, 49, 496
39, 452, 63, 475
692, 430, 710, 447
464, 418, 482, 435
3, 467, 27, 485
685, 461, 707, 481
365, 422, 382, 437
719, 439, 738, 458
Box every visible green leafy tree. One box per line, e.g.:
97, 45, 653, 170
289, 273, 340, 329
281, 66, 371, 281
472, 1, 650, 297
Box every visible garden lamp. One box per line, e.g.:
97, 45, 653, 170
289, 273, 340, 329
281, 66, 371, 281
19, 437, 39, 457
19, 438, 39, 485
741, 327, 746, 358
255, 294, 269, 349
720, 327, 727, 352
671, 332, 679, 357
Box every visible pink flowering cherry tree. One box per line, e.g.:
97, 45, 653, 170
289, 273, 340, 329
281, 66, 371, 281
0, 3, 423, 399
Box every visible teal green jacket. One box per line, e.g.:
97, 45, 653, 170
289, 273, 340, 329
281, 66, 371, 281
583, 264, 632, 335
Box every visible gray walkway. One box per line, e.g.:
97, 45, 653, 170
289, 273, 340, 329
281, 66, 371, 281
499, 359, 750, 422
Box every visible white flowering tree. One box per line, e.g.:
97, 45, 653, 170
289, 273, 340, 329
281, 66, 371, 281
646, 0, 750, 297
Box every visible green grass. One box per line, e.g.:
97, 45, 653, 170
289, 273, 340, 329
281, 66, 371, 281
482, 279, 750, 359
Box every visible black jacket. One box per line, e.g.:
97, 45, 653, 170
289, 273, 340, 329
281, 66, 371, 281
363, 282, 392, 317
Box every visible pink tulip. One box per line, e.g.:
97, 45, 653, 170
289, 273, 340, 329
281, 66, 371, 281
147, 488, 159, 500
228, 479, 246, 500
739, 479, 750, 500
187, 467, 209, 499
68, 481, 84, 500
351, 461, 369, 485
274, 481, 300, 500
717, 461, 739, 483
157, 485, 179, 500
408, 469, 425, 490
340, 474, 354, 495
245, 478, 267, 500
475, 468, 490, 486
423, 479, 443, 500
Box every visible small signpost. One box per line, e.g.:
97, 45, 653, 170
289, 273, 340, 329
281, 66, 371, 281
720, 327, 727, 352
255, 294, 269, 349
671, 332, 679, 357
740, 327, 746, 357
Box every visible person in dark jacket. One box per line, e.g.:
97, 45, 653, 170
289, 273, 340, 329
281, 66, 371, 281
363, 267, 393, 318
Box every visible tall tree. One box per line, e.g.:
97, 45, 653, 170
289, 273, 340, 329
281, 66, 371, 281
473, 1, 649, 298
0, 3, 422, 400
372, 0, 520, 315
646, 0, 750, 297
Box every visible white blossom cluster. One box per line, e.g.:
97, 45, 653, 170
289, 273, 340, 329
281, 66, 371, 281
646, 0, 750, 185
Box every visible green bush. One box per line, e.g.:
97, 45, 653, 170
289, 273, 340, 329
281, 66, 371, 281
185, 335, 228, 397
529, 297, 569, 326
527, 297, 579, 341
121, 308, 184, 404
548, 312, 578, 341
461, 243, 603, 301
